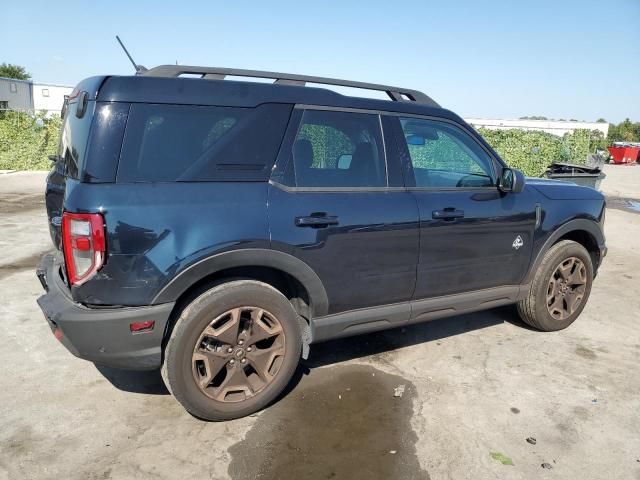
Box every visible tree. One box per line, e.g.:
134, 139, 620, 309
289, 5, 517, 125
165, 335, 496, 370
0, 63, 31, 80
607, 118, 640, 143
596, 118, 607, 123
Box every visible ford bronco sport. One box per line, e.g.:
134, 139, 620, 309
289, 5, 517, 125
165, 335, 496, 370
37, 65, 606, 420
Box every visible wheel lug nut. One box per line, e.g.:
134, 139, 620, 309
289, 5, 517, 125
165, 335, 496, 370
241, 358, 246, 364
229, 359, 235, 365
227, 347, 233, 353
238, 340, 244, 345
247, 347, 252, 352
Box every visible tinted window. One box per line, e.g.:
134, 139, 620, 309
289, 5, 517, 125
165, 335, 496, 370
117, 103, 291, 182
59, 100, 95, 179
82, 102, 129, 183
400, 118, 495, 188
288, 110, 386, 187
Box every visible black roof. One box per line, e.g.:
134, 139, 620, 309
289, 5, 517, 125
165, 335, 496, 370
142, 64, 439, 106
77, 67, 462, 123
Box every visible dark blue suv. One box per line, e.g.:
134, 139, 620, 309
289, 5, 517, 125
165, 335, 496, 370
37, 65, 606, 420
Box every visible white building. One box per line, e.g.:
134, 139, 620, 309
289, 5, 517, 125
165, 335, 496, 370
464, 118, 609, 137
32, 82, 73, 117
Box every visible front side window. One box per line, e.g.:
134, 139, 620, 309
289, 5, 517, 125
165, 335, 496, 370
289, 109, 386, 188
399, 118, 495, 188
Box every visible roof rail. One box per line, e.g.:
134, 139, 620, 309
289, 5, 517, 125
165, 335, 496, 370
142, 65, 440, 108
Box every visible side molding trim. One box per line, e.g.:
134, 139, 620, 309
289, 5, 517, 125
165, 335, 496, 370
311, 285, 526, 343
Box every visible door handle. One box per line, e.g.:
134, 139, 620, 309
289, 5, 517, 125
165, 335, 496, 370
295, 214, 339, 228
432, 208, 465, 220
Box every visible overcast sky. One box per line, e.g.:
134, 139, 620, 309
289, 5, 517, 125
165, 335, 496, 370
3, 0, 639, 123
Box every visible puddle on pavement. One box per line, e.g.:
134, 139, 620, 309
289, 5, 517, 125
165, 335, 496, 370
606, 197, 640, 214
228, 364, 429, 480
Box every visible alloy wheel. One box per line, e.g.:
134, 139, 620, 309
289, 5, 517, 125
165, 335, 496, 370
546, 256, 588, 320
192, 307, 286, 402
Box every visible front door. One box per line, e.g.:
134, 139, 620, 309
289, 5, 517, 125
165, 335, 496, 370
390, 116, 537, 300
268, 108, 419, 317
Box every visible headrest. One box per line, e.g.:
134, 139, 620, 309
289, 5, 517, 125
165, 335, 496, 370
351, 142, 374, 171
293, 139, 314, 169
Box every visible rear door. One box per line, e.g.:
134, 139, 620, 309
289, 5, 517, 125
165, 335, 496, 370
389, 116, 537, 300
268, 108, 419, 317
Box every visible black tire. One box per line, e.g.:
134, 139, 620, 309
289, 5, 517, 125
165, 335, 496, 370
517, 240, 594, 331
161, 280, 302, 421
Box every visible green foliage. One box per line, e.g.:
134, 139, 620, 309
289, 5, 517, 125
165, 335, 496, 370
607, 118, 640, 143
477, 128, 605, 177
0, 111, 61, 170
407, 133, 484, 175
0, 63, 31, 80
297, 123, 353, 168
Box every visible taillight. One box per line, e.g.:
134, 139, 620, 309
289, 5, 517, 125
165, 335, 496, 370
61, 212, 106, 286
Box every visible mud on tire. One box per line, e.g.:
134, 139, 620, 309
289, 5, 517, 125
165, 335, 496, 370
517, 240, 594, 332
161, 280, 302, 421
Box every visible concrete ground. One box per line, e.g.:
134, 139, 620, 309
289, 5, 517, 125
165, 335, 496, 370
0, 169, 639, 480
600, 163, 640, 198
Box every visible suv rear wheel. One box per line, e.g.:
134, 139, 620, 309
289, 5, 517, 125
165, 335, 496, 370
517, 240, 594, 331
162, 280, 302, 420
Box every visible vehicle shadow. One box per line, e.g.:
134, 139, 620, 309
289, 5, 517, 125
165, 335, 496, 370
95, 365, 169, 395
95, 305, 523, 396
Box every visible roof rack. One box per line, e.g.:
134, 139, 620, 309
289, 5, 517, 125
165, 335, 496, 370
142, 65, 440, 108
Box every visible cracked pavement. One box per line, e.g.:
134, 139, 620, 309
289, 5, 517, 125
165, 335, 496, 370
0, 170, 639, 480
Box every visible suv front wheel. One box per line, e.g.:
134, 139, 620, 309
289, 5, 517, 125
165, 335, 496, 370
162, 280, 302, 420
517, 240, 594, 331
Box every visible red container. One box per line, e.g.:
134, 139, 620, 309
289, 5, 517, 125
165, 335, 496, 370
607, 145, 640, 164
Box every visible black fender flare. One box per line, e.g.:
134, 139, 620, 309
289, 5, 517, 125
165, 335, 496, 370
151, 248, 329, 317
523, 218, 605, 284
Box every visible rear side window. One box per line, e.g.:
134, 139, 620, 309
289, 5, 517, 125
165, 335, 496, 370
117, 103, 291, 182
287, 109, 386, 188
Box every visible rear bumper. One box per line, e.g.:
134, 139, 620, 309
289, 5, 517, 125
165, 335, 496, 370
36, 253, 174, 370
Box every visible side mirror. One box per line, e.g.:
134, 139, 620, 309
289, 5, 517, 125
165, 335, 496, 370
498, 168, 526, 193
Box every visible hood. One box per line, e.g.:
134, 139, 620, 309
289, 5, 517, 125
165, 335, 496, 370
526, 177, 605, 200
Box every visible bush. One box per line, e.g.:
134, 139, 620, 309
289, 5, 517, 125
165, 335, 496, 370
477, 128, 605, 177
0, 111, 61, 170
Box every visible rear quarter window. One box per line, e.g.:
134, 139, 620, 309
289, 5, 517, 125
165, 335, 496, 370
59, 100, 95, 179
117, 103, 292, 182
